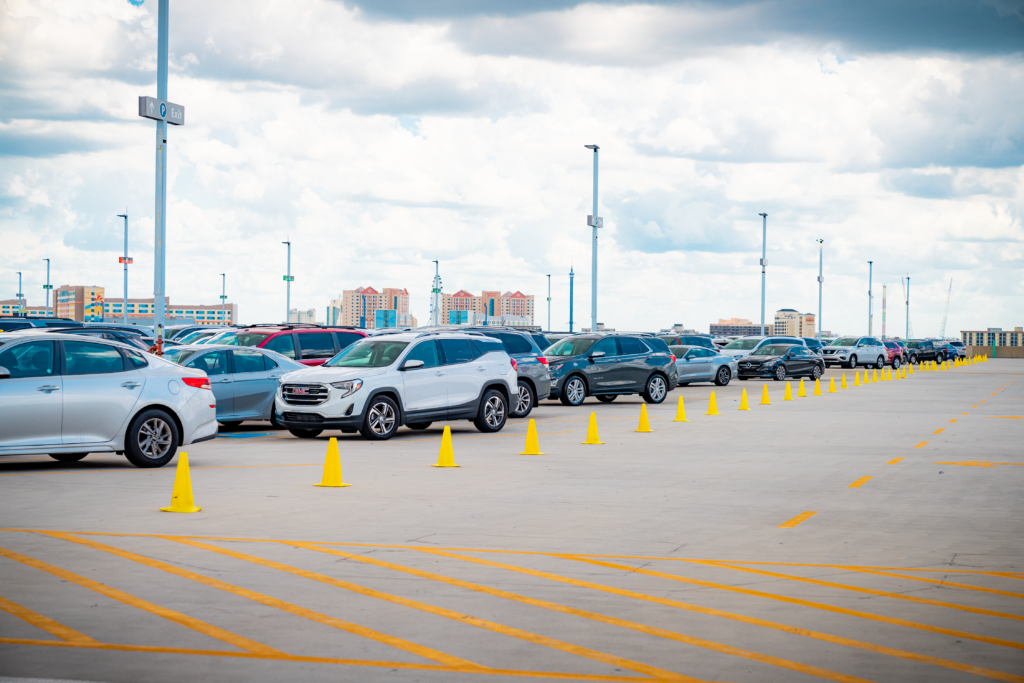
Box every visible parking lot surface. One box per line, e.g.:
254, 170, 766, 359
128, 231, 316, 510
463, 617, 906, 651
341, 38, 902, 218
1, 361, 1022, 683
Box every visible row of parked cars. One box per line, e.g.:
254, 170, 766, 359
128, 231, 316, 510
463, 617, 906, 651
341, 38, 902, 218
0, 317, 971, 469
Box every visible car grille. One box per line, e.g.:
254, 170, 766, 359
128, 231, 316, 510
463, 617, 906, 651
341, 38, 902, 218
282, 412, 325, 423
741, 362, 759, 369
822, 349, 839, 355
282, 384, 329, 406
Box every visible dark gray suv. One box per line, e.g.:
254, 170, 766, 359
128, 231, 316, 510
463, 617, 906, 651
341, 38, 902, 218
545, 334, 677, 406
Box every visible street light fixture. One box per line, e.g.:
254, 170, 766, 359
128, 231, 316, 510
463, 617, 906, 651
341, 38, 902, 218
16, 271, 24, 317
759, 213, 767, 336
117, 210, 129, 324
584, 144, 601, 334
42, 259, 51, 316
816, 239, 823, 339
219, 273, 227, 325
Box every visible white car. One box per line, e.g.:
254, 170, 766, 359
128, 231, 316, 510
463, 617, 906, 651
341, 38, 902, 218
0, 332, 218, 467
719, 335, 808, 359
275, 331, 517, 440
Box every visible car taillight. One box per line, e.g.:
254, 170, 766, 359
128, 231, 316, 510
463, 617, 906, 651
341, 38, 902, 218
511, 358, 518, 371
536, 356, 548, 365
670, 355, 676, 361
182, 377, 211, 390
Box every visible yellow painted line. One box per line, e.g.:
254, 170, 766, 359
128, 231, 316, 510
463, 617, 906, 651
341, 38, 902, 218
0, 545, 281, 655
933, 428, 945, 434
402, 548, 871, 683
949, 419, 957, 423
962, 412, 969, 415
829, 567, 1024, 600
848, 476, 873, 488
988, 416, 1023, 419
887, 458, 904, 465
0, 594, 98, 644
688, 561, 1024, 629
39, 532, 478, 671
777, 511, 817, 528
993, 393, 998, 396
914, 442, 929, 448
0, 639, 642, 682
563, 555, 1024, 682
170, 538, 689, 682
973, 405, 980, 408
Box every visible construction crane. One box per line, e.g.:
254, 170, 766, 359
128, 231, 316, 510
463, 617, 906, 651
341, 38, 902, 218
938, 279, 953, 339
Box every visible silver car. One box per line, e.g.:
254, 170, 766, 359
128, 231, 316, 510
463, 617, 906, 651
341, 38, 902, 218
720, 335, 808, 359
671, 345, 738, 386
821, 336, 888, 369
164, 344, 304, 427
0, 332, 217, 467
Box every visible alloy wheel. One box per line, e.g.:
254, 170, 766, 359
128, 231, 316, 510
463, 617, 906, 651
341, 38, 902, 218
368, 401, 396, 437
717, 367, 729, 385
138, 418, 173, 460
812, 365, 822, 379
516, 385, 532, 414
774, 365, 786, 381
484, 395, 505, 428
648, 376, 667, 401
567, 378, 586, 405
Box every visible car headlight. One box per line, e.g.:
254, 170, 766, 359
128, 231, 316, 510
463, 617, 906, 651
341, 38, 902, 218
329, 379, 362, 398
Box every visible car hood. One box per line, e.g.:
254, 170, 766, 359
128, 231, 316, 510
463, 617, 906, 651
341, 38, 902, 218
720, 348, 754, 357
739, 355, 782, 364
280, 365, 390, 384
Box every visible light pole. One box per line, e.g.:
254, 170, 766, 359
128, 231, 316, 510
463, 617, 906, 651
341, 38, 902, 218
282, 241, 292, 324
568, 266, 574, 333
546, 274, 551, 332
905, 277, 910, 340
584, 144, 601, 333
759, 213, 767, 336
868, 261, 873, 335
152, 0, 170, 342
42, 259, 51, 316
430, 261, 442, 326
16, 271, 24, 317
816, 239, 823, 339
219, 273, 226, 325
117, 210, 129, 324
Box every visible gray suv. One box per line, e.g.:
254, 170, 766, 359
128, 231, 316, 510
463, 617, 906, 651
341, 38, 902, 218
417, 326, 550, 418
821, 336, 888, 369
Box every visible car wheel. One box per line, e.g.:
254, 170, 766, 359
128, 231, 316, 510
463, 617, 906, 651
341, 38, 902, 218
124, 409, 179, 468
910, 354, 918, 365
511, 380, 535, 419
847, 355, 857, 369
288, 428, 322, 438
560, 376, 587, 406
892, 357, 901, 369
360, 396, 400, 441
714, 366, 731, 386
643, 374, 668, 404
811, 364, 823, 380
474, 389, 508, 433
218, 421, 242, 429
596, 395, 617, 403
937, 354, 945, 363
773, 365, 787, 381
269, 411, 283, 429
876, 356, 885, 369
406, 422, 432, 430
48, 453, 88, 463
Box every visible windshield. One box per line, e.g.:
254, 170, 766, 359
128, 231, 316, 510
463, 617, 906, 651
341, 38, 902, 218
905, 341, 921, 348
324, 340, 409, 368
162, 348, 201, 365
753, 345, 793, 356
210, 332, 269, 347
830, 338, 859, 347
176, 330, 217, 345
545, 337, 597, 357
723, 339, 760, 350
949, 341, 964, 347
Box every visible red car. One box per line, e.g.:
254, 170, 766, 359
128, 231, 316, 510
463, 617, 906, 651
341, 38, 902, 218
882, 341, 905, 368
212, 324, 367, 366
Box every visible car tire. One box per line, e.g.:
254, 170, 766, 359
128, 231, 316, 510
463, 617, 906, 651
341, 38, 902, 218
48, 453, 88, 463
714, 366, 731, 386
406, 422, 432, 430
269, 411, 282, 429
360, 396, 400, 441
892, 357, 901, 369
847, 355, 857, 369
643, 374, 668, 404
596, 395, 617, 403
124, 409, 180, 468
474, 389, 508, 433
773, 365, 787, 381
910, 354, 918, 365
511, 380, 535, 419
738, 378, 748, 381
874, 356, 884, 369
560, 376, 587, 406
811, 364, 823, 380
219, 421, 242, 429
936, 354, 945, 363
288, 428, 323, 438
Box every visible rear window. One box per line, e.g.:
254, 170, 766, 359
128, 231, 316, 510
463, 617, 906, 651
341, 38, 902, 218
531, 334, 549, 350
494, 332, 532, 354
645, 337, 672, 354
297, 332, 336, 359
0, 321, 33, 331
440, 339, 478, 364
473, 338, 505, 356
335, 332, 363, 350
215, 332, 271, 347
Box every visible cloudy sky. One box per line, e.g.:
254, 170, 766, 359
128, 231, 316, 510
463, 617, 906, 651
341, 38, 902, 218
2, 0, 1023, 336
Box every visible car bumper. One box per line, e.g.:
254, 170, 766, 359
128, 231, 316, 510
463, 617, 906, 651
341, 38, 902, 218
276, 409, 364, 430
737, 367, 774, 378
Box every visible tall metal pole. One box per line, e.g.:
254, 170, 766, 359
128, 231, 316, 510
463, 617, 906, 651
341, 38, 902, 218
42, 259, 51, 316
816, 239, 823, 339
220, 273, 226, 325
16, 271, 23, 316
117, 211, 128, 324
568, 267, 574, 333
546, 274, 551, 332
153, 0, 169, 342
759, 213, 767, 336
585, 145, 600, 333
283, 241, 291, 324
868, 261, 873, 335
905, 277, 910, 339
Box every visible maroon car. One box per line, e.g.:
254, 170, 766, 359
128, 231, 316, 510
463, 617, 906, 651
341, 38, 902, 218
211, 324, 367, 366
883, 341, 905, 368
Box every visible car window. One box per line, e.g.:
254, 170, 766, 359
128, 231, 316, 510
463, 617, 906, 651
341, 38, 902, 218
618, 337, 646, 355
645, 337, 672, 355
546, 337, 597, 357
163, 348, 201, 365
0, 321, 34, 331
685, 349, 701, 359
591, 338, 619, 356
0, 340, 56, 378
185, 350, 229, 376
297, 332, 336, 360
439, 339, 476, 365
668, 346, 688, 357
263, 333, 295, 359
724, 338, 760, 350
405, 340, 441, 369
531, 334, 549, 350
753, 345, 792, 356
215, 332, 272, 347
124, 349, 149, 369
496, 332, 532, 354
233, 349, 266, 373
335, 332, 363, 351
473, 338, 504, 357
325, 340, 409, 368
64, 340, 126, 375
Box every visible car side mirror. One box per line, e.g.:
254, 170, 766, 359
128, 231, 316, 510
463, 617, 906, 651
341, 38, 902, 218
589, 351, 606, 360
401, 359, 424, 370
0, 366, 9, 379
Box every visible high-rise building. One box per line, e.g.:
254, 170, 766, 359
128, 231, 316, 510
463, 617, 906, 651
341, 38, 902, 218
341, 287, 415, 329
437, 290, 535, 326
327, 298, 343, 326
709, 318, 768, 336
289, 308, 317, 324
774, 309, 815, 337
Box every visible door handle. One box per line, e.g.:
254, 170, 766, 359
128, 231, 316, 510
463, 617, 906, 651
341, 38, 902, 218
121, 381, 142, 389
37, 385, 60, 392
435, 371, 445, 377
477, 366, 486, 371
269, 375, 281, 379
214, 378, 232, 383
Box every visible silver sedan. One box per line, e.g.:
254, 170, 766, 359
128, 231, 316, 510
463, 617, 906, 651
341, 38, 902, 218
671, 345, 738, 386
163, 344, 304, 428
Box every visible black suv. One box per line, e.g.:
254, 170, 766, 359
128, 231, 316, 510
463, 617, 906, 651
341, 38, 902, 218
0, 316, 82, 331
904, 339, 946, 364
546, 334, 677, 406
658, 334, 717, 350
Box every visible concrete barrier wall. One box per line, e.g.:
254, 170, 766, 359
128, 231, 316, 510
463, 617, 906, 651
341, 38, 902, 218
967, 346, 1024, 359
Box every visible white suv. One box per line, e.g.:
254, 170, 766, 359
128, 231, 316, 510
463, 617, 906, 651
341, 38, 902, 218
274, 331, 517, 440
720, 336, 807, 359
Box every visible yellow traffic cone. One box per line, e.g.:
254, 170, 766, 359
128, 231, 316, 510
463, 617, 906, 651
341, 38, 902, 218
520, 418, 544, 455
760, 383, 771, 405
854, 372, 861, 386
433, 425, 459, 467
841, 374, 848, 389
636, 404, 653, 432
314, 437, 350, 487
797, 378, 807, 397
160, 452, 202, 513
783, 382, 793, 401
886, 367, 892, 381
673, 395, 688, 422
872, 369, 878, 383
814, 378, 822, 396
829, 376, 837, 393
706, 391, 720, 415
582, 412, 603, 444
739, 388, 750, 410
908, 362, 914, 374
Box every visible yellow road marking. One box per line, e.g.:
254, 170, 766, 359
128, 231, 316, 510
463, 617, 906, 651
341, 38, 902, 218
972, 405, 979, 408
38, 532, 477, 670
988, 416, 1022, 419
887, 458, 904, 465
949, 419, 957, 423
778, 511, 817, 528
933, 428, 945, 434
0, 545, 281, 655
0, 594, 98, 644
914, 442, 929, 448
848, 476, 873, 488
934, 461, 1024, 468
564, 555, 1024, 682
170, 538, 690, 682
962, 412, 969, 415
827, 567, 1024, 600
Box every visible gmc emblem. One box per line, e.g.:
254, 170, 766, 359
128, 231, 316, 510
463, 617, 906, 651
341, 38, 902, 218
292, 387, 309, 395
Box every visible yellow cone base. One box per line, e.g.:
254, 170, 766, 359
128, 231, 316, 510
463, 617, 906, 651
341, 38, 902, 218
314, 437, 350, 487
673, 396, 688, 422
636, 404, 653, 432
705, 391, 720, 415
582, 413, 603, 444
160, 452, 202, 513
738, 389, 750, 410
520, 419, 545, 455
433, 426, 460, 466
